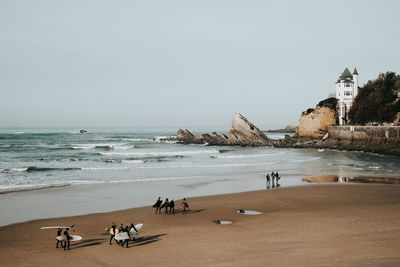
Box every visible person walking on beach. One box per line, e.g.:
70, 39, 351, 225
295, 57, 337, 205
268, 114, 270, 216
56, 227, 62, 248
109, 222, 116, 245
162, 198, 170, 214
122, 226, 131, 248
266, 174, 270, 184
182, 198, 189, 214
153, 197, 162, 214
63, 227, 71, 250
169, 199, 175, 214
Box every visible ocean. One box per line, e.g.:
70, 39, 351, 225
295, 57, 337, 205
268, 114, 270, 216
1, 127, 400, 226
1, 127, 400, 193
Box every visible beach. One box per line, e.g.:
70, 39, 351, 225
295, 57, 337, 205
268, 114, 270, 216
1, 184, 399, 266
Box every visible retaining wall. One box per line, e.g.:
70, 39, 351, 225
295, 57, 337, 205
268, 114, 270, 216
328, 126, 400, 142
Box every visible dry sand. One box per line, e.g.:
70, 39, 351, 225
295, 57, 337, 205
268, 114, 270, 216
1, 184, 400, 266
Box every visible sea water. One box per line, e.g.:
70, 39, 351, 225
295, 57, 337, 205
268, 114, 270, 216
1, 128, 400, 226
1, 127, 399, 193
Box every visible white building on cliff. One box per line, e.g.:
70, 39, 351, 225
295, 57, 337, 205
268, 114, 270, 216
335, 67, 359, 125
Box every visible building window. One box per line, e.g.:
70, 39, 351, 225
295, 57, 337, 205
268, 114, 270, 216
345, 91, 352, 96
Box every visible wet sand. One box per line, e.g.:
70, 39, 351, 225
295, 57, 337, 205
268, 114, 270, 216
1, 184, 400, 266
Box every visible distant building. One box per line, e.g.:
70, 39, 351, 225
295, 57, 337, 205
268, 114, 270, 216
335, 68, 359, 125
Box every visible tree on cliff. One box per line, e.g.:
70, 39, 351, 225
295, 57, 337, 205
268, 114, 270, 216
349, 72, 400, 124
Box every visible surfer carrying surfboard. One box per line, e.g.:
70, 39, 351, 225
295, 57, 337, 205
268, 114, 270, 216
56, 228, 62, 248
63, 227, 71, 250
124, 226, 131, 248
109, 222, 117, 245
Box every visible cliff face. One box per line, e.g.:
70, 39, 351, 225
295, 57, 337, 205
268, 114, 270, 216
228, 113, 274, 146
296, 106, 337, 138
176, 113, 274, 146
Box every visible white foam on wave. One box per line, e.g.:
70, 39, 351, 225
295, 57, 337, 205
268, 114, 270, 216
1, 168, 28, 173
71, 143, 133, 151
131, 161, 275, 170
215, 152, 285, 159
99, 149, 220, 157
121, 160, 145, 164
81, 166, 131, 171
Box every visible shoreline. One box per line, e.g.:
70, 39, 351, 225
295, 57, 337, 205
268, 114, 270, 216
1, 172, 400, 227
1, 184, 400, 266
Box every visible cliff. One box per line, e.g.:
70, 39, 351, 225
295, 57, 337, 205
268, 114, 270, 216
296, 106, 337, 138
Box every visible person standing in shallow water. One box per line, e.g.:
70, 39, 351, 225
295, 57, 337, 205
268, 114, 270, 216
56, 227, 62, 248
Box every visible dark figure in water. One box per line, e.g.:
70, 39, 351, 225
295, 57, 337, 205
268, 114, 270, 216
161, 198, 169, 214
56, 227, 62, 248
109, 222, 116, 245
122, 226, 131, 248
63, 228, 71, 250
153, 197, 162, 214
168, 200, 175, 214
266, 174, 270, 183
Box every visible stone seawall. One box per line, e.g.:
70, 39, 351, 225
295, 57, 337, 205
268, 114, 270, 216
328, 126, 400, 142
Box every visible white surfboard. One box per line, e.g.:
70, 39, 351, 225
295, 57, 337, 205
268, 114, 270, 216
56, 235, 82, 241
236, 210, 262, 215
129, 223, 143, 235
115, 232, 130, 241
41, 225, 74, 230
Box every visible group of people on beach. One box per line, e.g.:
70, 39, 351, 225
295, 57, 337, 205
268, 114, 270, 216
153, 197, 189, 214
266, 171, 281, 189
56, 227, 71, 251
108, 222, 137, 248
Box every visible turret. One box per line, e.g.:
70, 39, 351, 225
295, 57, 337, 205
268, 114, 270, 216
353, 68, 358, 97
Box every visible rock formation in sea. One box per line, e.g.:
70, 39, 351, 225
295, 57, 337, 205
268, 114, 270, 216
176, 113, 274, 146
228, 113, 274, 146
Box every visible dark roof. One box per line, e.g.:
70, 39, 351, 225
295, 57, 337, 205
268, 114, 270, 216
353, 68, 358, 75
339, 68, 353, 80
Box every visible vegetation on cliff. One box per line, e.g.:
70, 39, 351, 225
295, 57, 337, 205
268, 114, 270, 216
349, 72, 400, 124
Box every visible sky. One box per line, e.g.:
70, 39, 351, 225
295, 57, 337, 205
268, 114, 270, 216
0, 0, 399, 129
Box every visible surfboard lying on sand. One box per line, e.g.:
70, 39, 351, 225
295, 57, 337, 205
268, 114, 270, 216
40, 225, 75, 230
56, 235, 82, 241
236, 210, 262, 215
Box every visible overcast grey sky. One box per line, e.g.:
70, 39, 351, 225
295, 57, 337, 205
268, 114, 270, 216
1, 0, 399, 129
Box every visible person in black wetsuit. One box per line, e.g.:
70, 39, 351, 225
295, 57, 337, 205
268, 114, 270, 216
63, 227, 71, 250
153, 197, 162, 214
161, 198, 169, 214
56, 227, 62, 248
122, 226, 131, 248
109, 222, 116, 245
169, 199, 175, 214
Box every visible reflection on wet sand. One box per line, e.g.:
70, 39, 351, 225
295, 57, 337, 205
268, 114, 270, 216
302, 175, 400, 184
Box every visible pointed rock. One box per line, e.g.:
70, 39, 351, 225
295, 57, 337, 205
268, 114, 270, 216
228, 113, 274, 146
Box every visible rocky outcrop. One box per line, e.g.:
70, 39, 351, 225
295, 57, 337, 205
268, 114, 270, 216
228, 113, 274, 146
176, 113, 274, 146
177, 129, 195, 144
296, 106, 337, 138
266, 125, 297, 133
